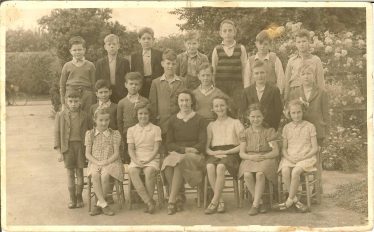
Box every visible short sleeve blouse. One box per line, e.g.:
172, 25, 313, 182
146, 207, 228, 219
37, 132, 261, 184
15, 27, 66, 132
240, 127, 278, 153
282, 121, 316, 158
127, 123, 162, 153
85, 129, 121, 161
209, 117, 244, 147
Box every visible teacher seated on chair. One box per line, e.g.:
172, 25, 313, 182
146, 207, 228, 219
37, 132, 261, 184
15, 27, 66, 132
161, 89, 207, 215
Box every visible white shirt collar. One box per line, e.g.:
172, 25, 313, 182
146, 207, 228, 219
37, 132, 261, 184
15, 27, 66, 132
94, 128, 111, 137
98, 100, 111, 107
127, 93, 139, 101
142, 49, 151, 56
72, 57, 86, 65
176, 111, 196, 122
135, 123, 152, 132
255, 53, 270, 61
221, 40, 237, 48
199, 85, 215, 96
108, 55, 117, 62
160, 74, 181, 83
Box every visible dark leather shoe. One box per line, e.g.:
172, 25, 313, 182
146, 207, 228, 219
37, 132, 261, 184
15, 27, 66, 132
147, 200, 156, 214
89, 206, 102, 216
167, 203, 176, 215
248, 206, 259, 216
102, 206, 115, 216
204, 202, 218, 214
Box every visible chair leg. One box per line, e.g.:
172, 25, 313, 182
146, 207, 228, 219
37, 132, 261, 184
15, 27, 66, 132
127, 174, 132, 210
197, 183, 201, 208
239, 179, 244, 208
304, 174, 311, 210
156, 174, 164, 209
115, 180, 124, 209
315, 174, 322, 205
87, 176, 92, 212
277, 174, 283, 203
268, 180, 273, 209
203, 175, 208, 208
233, 178, 239, 208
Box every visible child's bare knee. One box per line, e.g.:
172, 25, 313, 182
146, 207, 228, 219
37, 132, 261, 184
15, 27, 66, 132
206, 163, 215, 170
256, 172, 265, 179
128, 167, 140, 177
216, 164, 226, 174
243, 172, 252, 179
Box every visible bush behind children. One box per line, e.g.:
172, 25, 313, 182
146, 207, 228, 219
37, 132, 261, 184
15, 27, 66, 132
55, 22, 328, 217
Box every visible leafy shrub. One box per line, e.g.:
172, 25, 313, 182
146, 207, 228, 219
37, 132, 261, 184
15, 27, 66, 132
6, 52, 61, 95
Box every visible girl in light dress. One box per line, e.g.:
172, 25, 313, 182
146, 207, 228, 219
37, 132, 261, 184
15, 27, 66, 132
127, 102, 162, 214
277, 99, 319, 212
204, 95, 244, 214
238, 103, 279, 216
85, 108, 124, 216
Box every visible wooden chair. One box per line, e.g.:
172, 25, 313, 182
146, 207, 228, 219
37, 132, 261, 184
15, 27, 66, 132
277, 148, 322, 209
239, 177, 274, 208
203, 171, 240, 209
86, 175, 125, 212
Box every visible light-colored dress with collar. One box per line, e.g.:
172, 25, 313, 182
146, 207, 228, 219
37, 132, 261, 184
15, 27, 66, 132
85, 129, 124, 181
127, 123, 162, 170
278, 120, 317, 172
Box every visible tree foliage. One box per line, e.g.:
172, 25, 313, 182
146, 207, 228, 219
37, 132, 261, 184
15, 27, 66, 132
171, 7, 366, 57
6, 29, 49, 52
38, 8, 139, 64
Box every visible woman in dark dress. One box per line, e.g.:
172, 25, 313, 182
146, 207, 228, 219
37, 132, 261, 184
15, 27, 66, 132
161, 90, 207, 215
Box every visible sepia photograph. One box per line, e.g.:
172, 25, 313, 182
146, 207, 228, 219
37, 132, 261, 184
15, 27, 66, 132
1, 1, 373, 231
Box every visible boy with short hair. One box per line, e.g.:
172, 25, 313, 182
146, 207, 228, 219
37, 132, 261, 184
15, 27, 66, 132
131, 27, 163, 98
89, 79, 117, 130
60, 36, 96, 114
245, 30, 285, 94
241, 60, 283, 130
54, 89, 89, 209
176, 31, 209, 90
117, 72, 149, 163
192, 63, 228, 122
149, 49, 186, 136
95, 34, 130, 104
211, 19, 247, 117
284, 29, 325, 102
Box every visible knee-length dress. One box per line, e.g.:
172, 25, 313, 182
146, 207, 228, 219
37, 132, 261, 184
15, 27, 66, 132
161, 112, 207, 187
85, 129, 124, 181
238, 126, 278, 184
127, 123, 162, 170
206, 117, 244, 178
278, 121, 317, 172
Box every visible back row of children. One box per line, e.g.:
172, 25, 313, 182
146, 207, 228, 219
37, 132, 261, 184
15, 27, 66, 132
54, 19, 329, 216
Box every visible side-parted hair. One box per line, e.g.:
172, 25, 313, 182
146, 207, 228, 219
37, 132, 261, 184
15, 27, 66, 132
294, 29, 311, 40
245, 103, 268, 127
286, 99, 307, 118
104, 34, 120, 44
138, 27, 155, 39
219, 19, 236, 32
162, 49, 177, 61
93, 107, 111, 120
252, 60, 265, 69
176, 89, 196, 111
211, 95, 234, 118
65, 89, 81, 99
184, 31, 200, 42
134, 101, 152, 120
197, 63, 214, 74
69, 36, 86, 49
125, 72, 143, 84
256, 30, 271, 43
95, 79, 111, 91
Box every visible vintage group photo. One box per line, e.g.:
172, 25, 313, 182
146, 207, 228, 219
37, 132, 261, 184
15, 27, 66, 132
2, 2, 372, 231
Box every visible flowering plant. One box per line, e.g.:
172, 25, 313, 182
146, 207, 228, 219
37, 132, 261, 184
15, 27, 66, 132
267, 22, 367, 171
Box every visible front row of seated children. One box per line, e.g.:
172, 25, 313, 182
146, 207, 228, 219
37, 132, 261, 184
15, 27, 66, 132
55, 63, 323, 217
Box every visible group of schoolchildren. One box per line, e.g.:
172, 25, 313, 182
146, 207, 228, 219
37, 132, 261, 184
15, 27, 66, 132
54, 18, 330, 217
